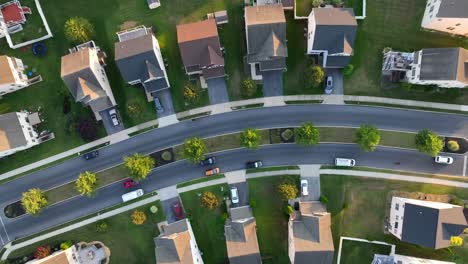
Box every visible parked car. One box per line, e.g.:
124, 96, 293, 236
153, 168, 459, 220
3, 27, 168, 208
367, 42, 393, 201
82, 150, 99, 160
121, 189, 144, 202
154, 97, 164, 114
108, 109, 119, 126
200, 156, 216, 166
205, 167, 220, 176
230, 187, 239, 204
325, 76, 333, 94
173, 201, 184, 220
301, 180, 309, 196
246, 160, 263, 169
123, 179, 140, 189
435, 155, 453, 165
335, 158, 356, 167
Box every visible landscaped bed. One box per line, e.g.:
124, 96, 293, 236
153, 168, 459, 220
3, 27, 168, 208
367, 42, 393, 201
339, 239, 393, 264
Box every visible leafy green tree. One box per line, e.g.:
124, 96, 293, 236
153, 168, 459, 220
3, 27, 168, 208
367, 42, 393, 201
241, 79, 257, 97
183, 137, 206, 164
76, 171, 98, 197
64, 17, 95, 43
415, 129, 444, 157
22, 188, 48, 215
240, 128, 261, 149
295, 122, 320, 146
124, 153, 155, 181
304, 65, 324, 87
277, 182, 298, 201
355, 124, 381, 152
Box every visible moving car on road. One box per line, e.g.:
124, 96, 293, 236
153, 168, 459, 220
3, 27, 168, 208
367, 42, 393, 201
325, 76, 333, 94
82, 150, 99, 160
108, 109, 120, 126
123, 179, 140, 189
200, 156, 216, 166
246, 160, 263, 169
335, 158, 355, 167
173, 201, 184, 220
231, 187, 239, 204
435, 155, 453, 165
301, 180, 309, 196
205, 167, 220, 176
121, 189, 144, 202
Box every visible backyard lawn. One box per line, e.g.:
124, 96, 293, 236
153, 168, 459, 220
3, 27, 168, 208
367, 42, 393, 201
339, 239, 392, 264
345, 0, 468, 104
8, 202, 165, 264
248, 175, 300, 263
321, 175, 468, 263
179, 184, 229, 264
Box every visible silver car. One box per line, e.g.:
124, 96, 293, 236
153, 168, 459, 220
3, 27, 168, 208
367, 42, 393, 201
325, 76, 333, 94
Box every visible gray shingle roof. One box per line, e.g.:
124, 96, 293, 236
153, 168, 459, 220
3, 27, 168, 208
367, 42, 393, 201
419, 48, 459, 81
154, 219, 195, 264
437, 0, 468, 18
0, 112, 27, 152
326, 56, 351, 67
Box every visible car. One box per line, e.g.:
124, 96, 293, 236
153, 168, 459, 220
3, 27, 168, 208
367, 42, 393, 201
205, 167, 220, 176
121, 189, 144, 202
435, 155, 453, 165
230, 187, 239, 204
325, 76, 333, 94
173, 201, 184, 220
82, 150, 99, 160
246, 160, 263, 169
154, 97, 164, 114
335, 158, 356, 167
200, 156, 216, 166
108, 109, 119, 126
123, 179, 140, 189
301, 180, 309, 196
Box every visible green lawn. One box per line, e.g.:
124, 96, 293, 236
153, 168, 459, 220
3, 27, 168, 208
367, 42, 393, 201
345, 0, 468, 104
295, 0, 313, 17
8, 0, 48, 45
8, 202, 165, 264
248, 175, 300, 263
321, 175, 468, 263
340, 239, 392, 264
179, 184, 229, 264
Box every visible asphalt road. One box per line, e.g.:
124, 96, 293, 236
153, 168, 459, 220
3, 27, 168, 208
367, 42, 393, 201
1, 144, 466, 242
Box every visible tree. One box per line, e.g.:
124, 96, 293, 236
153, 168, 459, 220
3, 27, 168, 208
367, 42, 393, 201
415, 129, 444, 157
201, 191, 220, 209
240, 128, 261, 149
447, 140, 460, 152
34, 245, 52, 259
76, 118, 99, 142
343, 64, 354, 76
304, 65, 324, 87
131, 209, 147, 225
312, 0, 323, 7
124, 153, 155, 181
64, 17, 95, 43
183, 137, 206, 164
295, 122, 320, 146
22, 188, 48, 215
241, 79, 257, 97
451, 236, 463, 246
127, 101, 144, 119
76, 171, 98, 197
277, 182, 298, 201
184, 85, 200, 103
355, 124, 381, 152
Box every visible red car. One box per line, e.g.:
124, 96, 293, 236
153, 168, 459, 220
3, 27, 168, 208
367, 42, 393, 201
123, 179, 140, 189
173, 201, 184, 220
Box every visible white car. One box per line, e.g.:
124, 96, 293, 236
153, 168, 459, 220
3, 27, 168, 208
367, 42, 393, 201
301, 180, 309, 196
108, 109, 119, 126
435, 155, 453, 165
230, 187, 239, 204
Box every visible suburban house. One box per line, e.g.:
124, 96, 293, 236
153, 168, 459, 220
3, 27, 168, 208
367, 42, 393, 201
61, 41, 116, 121
382, 47, 468, 88
115, 26, 170, 101
0, 111, 46, 158
288, 201, 334, 264
0, 55, 39, 97
244, 4, 288, 81
224, 205, 262, 264
388, 197, 468, 249
26, 241, 110, 264
154, 219, 204, 264
372, 254, 455, 264
307, 8, 357, 68
176, 19, 225, 85
0, 0, 32, 37
421, 0, 468, 37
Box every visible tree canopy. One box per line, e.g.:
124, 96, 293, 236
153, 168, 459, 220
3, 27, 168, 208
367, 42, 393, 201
201, 191, 220, 210
415, 129, 444, 157
295, 122, 320, 146
240, 128, 261, 149
124, 153, 155, 181
183, 137, 206, 164
355, 124, 381, 152
22, 188, 48, 215
277, 182, 298, 201
64, 17, 95, 43
76, 171, 98, 197
131, 210, 147, 225
241, 79, 257, 97
304, 65, 325, 87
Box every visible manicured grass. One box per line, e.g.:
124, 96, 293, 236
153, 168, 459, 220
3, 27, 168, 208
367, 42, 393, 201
248, 175, 300, 263
8, 202, 165, 263
295, 0, 313, 17
321, 175, 468, 262
8, 0, 48, 45
340, 239, 392, 264
179, 184, 229, 264
176, 174, 225, 188
246, 165, 300, 174
345, 0, 468, 104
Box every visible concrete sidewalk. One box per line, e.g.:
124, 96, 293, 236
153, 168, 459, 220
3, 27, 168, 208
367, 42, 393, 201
246, 169, 301, 179
177, 178, 228, 193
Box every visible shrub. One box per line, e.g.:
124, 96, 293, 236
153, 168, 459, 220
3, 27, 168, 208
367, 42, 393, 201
131, 210, 147, 225
450, 197, 464, 206
284, 205, 293, 216
355, 124, 381, 152
150, 205, 159, 214
62, 96, 71, 114
464, 228, 468, 234
343, 64, 354, 76
34, 245, 52, 259
60, 241, 73, 250
22, 188, 48, 215
451, 236, 463, 246
342, 202, 349, 210
447, 140, 460, 152
281, 129, 294, 141
201, 191, 220, 210
304, 65, 325, 88
312, 0, 323, 7
250, 199, 257, 208
278, 182, 298, 201
64, 17, 95, 43
127, 101, 144, 119
183, 137, 206, 164
124, 153, 155, 181
402, 82, 413, 91
241, 79, 257, 97
319, 195, 329, 204
295, 122, 320, 146
240, 128, 261, 149
161, 151, 173, 161
184, 85, 200, 103
76, 118, 98, 142
221, 212, 229, 221
96, 220, 108, 233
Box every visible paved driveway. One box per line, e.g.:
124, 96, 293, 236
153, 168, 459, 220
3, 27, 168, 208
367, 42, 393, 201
300, 176, 320, 201
229, 182, 249, 207
153, 89, 175, 117
99, 107, 124, 135
162, 197, 184, 224
206, 77, 229, 104
262, 70, 283, 97
325, 68, 343, 95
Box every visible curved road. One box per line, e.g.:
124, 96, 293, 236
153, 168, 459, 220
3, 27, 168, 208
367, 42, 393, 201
0, 105, 467, 243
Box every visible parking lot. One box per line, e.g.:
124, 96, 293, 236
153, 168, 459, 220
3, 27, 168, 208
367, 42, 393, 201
99, 107, 125, 135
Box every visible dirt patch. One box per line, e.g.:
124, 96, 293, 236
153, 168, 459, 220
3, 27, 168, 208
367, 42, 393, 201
119, 21, 139, 31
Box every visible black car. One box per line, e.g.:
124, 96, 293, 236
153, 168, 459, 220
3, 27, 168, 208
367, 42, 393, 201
246, 160, 263, 169
83, 150, 99, 160
199, 156, 216, 166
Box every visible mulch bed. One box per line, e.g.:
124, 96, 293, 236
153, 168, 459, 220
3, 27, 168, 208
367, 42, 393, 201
149, 148, 175, 166
444, 137, 468, 154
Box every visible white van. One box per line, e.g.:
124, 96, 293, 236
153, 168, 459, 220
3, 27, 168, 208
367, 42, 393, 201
335, 158, 356, 167
122, 189, 144, 202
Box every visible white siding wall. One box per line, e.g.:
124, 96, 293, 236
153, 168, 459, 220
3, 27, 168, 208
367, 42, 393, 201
307, 11, 316, 54
0, 112, 39, 158
422, 0, 468, 36
0, 57, 28, 96
88, 49, 116, 107
151, 35, 170, 88
187, 220, 204, 264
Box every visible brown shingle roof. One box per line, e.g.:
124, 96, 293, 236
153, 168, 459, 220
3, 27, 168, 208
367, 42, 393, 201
245, 4, 286, 26
0, 112, 27, 152
456, 47, 468, 85
0, 55, 16, 85
154, 219, 196, 264
176, 19, 219, 43
313, 8, 357, 26
60, 48, 91, 77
